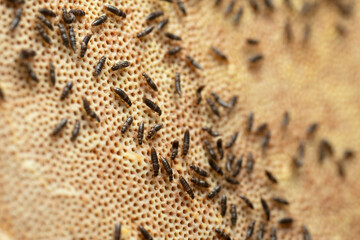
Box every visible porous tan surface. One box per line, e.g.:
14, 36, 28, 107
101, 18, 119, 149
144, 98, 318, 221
0, 0, 359, 239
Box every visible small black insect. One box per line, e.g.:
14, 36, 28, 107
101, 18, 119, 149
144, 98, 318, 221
255, 123, 268, 134
82, 96, 100, 122
263, 0, 274, 10
272, 197, 289, 205
262, 131, 271, 150
182, 129, 190, 156
69, 26, 77, 51
216, 139, 224, 160
297, 141, 305, 164
201, 126, 219, 137
176, 0, 187, 15
171, 140, 179, 160
186, 55, 202, 70
196, 85, 206, 104
211, 92, 230, 108
191, 177, 210, 188
36, 24, 51, 44
240, 195, 254, 209
20, 49, 36, 59
226, 154, 235, 172
150, 147, 159, 177
247, 112, 254, 132
49, 62, 55, 85
229, 96, 238, 107
270, 227, 277, 240
71, 120, 80, 141
247, 152, 254, 173
146, 11, 164, 21
24, 63, 38, 82
114, 222, 121, 240
343, 149, 355, 160
215, 0, 222, 6
139, 225, 153, 240
167, 46, 182, 55
215, 228, 231, 240
225, 132, 238, 149
318, 139, 334, 162
189, 164, 209, 177
211, 47, 227, 60
80, 34, 92, 57
301, 2, 318, 16
321, 139, 333, 157
278, 217, 293, 225
337, 161, 345, 178
246, 220, 255, 239
265, 170, 278, 184
137, 26, 154, 38
142, 73, 158, 91
249, 54, 264, 63
138, 121, 144, 145
0, 88, 4, 101
285, 20, 293, 42
206, 97, 220, 117
230, 98, 242, 109
220, 195, 227, 216
144, 98, 162, 116
234, 7, 244, 25
249, 0, 259, 12
180, 176, 195, 199
58, 23, 69, 46
335, 1, 353, 18
113, 87, 132, 106
105, 5, 126, 18
208, 159, 223, 176
92, 15, 107, 26
302, 225, 312, 240
246, 38, 259, 45
7, 0, 22, 4
69, 9, 86, 16
7, 0, 23, 4
306, 122, 318, 137
38, 8, 56, 18
121, 116, 133, 133
52, 118, 68, 136
161, 156, 173, 181
165, 32, 182, 41
147, 123, 163, 139
62, 8, 75, 24
292, 155, 303, 168
93, 56, 106, 77
232, 157, 242, 177
258, 222, 265, 240
225, 0, 236, 14
60, 81, 73, 100
204, 139, 217, 160
10, 8, 22, 30
111, 61, 130, 71
157, 18, 169, 30
6, 1, 24, 5
282, 111, 290, 129
260, 198, 270, 221
231, 204, 237, 226
207, 184, 222, 199
225, 177, 239, 185
175, 72, 181, 96
36, 15, 53, 30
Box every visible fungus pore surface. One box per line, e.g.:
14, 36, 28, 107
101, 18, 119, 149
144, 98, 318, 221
0, 0, 359, 240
